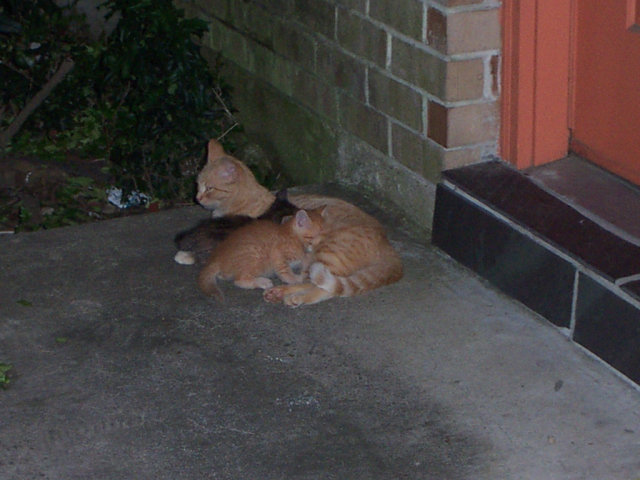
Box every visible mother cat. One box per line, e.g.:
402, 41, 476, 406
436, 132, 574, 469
185, 139, 403, 307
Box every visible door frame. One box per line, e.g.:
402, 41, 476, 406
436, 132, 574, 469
500, 0, 575, 170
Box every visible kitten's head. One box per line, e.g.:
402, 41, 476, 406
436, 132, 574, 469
290, 208, 326, 249
195, 139, 266, 217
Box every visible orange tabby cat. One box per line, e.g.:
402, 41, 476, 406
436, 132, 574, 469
198, 208, 324, 302
194, 139, 403, 307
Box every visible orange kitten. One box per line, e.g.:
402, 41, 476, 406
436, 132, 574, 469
193, 139, 403, 307
198, 209, 324, 302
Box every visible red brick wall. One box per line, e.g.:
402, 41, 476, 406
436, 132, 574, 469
177, 0, 501, 206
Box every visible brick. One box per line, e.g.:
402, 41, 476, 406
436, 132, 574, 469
257, 0, 295, 16
246, 42, 273, 79
244, 4, 275, 49
200, 44, 222, 71
428, 7, 501, 55
273, 22, 316, 71
293, 0, 336, 40
391, 37, 445, 96
335, 0, 367, 13
199, 0, 231, 21
219, 24, 249, 69
369, 0, 423, 41
427, 101, 448, 147
292, 70, 338, 121
337, 9, 387, 68
268, 54, 296, 96
444, 58, 485, 102
440, 143, 494, 171
174, 1, 199, 20
246, 43, 295, 95
203, 19, 223, 51
490, 54, 500, 98
368, 69, 423, 131
317, 42, 366, 100
448, 9, 500, 53
426, 8, 447, 53
228, 1, 248, 31
339, 93, 388, 154
391, 123, 441, 181
427, 100, 498, 148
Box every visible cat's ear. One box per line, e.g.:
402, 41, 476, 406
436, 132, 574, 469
319, 206, 329, 218
207, 139, 226, 162
295, 209, 310, 228
217, 157, 239, 183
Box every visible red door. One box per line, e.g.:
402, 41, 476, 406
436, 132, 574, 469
571, 0, 640, 186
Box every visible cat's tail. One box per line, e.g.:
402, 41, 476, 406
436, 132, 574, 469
309, 256, 403, 297
197, 262, 224, 302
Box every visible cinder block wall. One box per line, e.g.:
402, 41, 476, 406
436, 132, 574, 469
175, 0, 501, 231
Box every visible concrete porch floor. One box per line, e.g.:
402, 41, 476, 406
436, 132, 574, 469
1, 187, 639, 479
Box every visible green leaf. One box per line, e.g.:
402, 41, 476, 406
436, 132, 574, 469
0, 363, 12, 389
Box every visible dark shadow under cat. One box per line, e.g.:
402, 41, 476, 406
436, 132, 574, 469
174, 189, 297, 265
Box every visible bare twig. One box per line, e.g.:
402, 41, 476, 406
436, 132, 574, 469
0, 57, 75, 149
212, 86, 239, 141
216, 122, 239, 141
0, 61, 34, 83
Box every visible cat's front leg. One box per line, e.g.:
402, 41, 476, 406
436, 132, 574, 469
277, 270, 305, 285
234, 277, 274, 290
284, 285, 334, 307
273, 259, 304, 284
298, 252, 315, 279
263, 284, 334, 307
264, 283, 311, 304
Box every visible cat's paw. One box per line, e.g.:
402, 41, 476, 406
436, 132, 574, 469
255, 277, 274, 289
263, 286, 286, 303
235, 277, 273, 290
174, 250, 195, 265
283, 292, 305, 308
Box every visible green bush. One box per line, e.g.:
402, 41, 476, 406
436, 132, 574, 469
1, 0, 237, 202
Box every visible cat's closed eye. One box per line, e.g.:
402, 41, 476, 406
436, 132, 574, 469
203, 185, 232, 195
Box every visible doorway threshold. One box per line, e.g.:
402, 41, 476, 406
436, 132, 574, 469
431, 159, 640, 387
525, 154, 640, 248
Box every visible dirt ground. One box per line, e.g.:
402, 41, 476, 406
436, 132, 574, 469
0, 154, 178, 233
